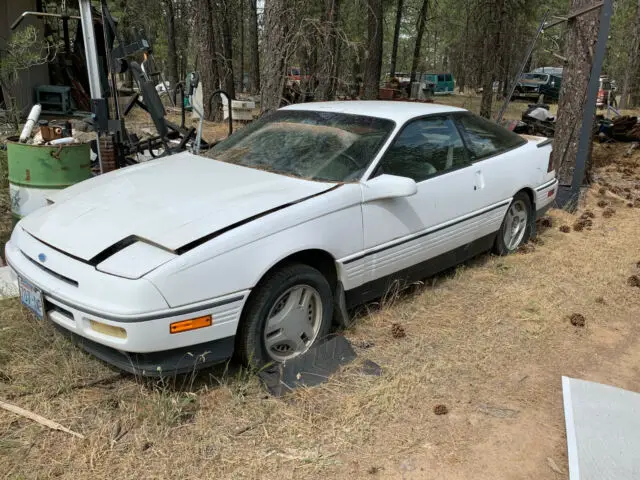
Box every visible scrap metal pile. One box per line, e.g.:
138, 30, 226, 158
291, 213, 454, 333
512, 103, 556, 137
597, 115, 640, 143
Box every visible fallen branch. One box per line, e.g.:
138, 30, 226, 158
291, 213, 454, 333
0, 400, 85, 439
234, 421, 261, 436
47, 372, 125, 399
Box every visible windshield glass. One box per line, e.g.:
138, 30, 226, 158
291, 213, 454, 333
207, 110, 395, 182
521, 73, 549, 83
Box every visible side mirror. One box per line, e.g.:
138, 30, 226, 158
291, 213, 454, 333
362, 174, 418, 202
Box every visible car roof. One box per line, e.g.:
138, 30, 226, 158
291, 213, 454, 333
281, 101, 466, 124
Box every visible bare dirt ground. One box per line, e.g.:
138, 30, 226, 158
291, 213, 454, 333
1, 119, 640, 479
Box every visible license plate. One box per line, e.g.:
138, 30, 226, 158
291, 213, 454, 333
18, 277, 45, 320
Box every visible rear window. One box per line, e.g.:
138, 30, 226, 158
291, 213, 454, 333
456, 114, 526, 160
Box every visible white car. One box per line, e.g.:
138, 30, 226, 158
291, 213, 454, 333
5, 102, 557, 375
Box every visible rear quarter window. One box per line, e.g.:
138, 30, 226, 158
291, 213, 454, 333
456, 114, 526, 160
438, 74, 446, 82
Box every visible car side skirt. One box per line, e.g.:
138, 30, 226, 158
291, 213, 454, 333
344, 233, 497, 308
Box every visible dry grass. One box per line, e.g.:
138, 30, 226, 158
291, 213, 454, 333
1, 141, 640, 478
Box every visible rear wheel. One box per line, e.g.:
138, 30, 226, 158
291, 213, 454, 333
494, 192, 533, 255
236, 263, 333, 366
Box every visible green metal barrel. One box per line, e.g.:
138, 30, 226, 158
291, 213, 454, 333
7, 137, 91, 224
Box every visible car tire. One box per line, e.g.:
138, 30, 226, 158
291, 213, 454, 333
236, 263, 334, 367
494, 192, 534, 256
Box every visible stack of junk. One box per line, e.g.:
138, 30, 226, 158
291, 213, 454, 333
511, 104, 557, 138
597, 115, 640, 142
6, 104, 92, 225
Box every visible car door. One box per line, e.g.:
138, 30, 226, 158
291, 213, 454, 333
360, 115, 481, 284
453, 112, 529, 224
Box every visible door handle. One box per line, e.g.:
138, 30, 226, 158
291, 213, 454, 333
475, 170, 485, 191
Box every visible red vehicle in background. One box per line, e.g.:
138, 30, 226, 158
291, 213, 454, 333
287, 67, 310, 84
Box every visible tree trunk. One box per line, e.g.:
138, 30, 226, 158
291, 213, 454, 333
363, 0, 383, 99
410, 0, 429, 85
457, 1, 470, 93
197, 0, 222, 120
390, 0, 404, 77
261, 0, 288, 113
218, 0, 236, 99
238, 0, 245, 93
317, 0, 341, 101
479, 0, 504, 118
619, 0, 640, 109
248, 0, 261, 94
551, 0, 601, 185
162, 0, 179, 87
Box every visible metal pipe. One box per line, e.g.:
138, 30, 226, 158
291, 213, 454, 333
543, 1, 604, 29
173, 82, 186, 129
209, 90, 233, 137
10, 11, 80, 31
78, 0, 104, 174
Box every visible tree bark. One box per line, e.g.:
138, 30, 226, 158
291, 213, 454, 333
390, 0, 404, 77
551, 0, 601, 185
248, 0, 261, 94
410, 0, 429, 84
619, 0, 640, 109
162, 0, 179, 87
261, 0, 288, 113
363, 0, 383, 99
218, 0, 236, 99
197, 0, 222, 120
457, 1, 470, 93
479, 0, 504, 118
238, 0, 245, 93
317, 0, 341, 101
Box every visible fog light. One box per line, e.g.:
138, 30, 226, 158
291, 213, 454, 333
90, 320, 127, 339
170, 315, 212, 334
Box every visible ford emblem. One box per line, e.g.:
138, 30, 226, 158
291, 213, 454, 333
38, 253, 47, 263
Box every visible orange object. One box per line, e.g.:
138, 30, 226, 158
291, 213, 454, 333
170, 315, 213, 334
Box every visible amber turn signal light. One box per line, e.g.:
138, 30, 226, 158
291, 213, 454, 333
170, 315, 213, 334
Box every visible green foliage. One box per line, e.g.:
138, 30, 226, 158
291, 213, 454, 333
0, 26, 52, 86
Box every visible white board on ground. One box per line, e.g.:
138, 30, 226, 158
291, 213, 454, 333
0, 266, 18, 299
563, 376, 640, 480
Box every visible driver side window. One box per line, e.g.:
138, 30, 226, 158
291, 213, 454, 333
376, 116, 468, 183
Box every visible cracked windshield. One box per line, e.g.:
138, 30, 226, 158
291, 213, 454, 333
207, 110, 395, 182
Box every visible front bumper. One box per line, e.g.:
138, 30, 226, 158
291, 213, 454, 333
5, 231, 249, 373
53, 324, 236, 376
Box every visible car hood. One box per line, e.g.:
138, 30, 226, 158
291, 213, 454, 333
20, 151, 335, 262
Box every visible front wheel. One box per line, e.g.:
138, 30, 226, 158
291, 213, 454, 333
236, 263, 334, 367
494, 193, 533, 255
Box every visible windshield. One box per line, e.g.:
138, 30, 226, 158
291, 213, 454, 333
521, 73, 549, 83
207, 110, 395, 182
